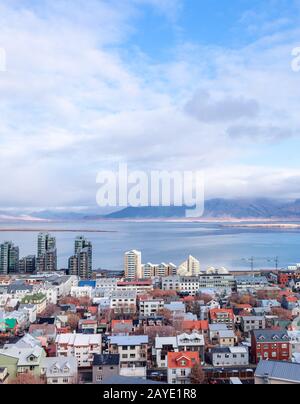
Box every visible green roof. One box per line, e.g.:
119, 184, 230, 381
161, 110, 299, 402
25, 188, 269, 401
0, 318, 17, 330
21, 293, 46, 303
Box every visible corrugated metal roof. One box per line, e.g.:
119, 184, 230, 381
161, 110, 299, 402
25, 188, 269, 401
255, 360, 300, 383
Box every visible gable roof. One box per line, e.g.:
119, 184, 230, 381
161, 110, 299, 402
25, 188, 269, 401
253, 329, 290, 343
167, 351, 200, 369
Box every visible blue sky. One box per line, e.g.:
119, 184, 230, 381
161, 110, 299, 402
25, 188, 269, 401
0, 0, 300, 210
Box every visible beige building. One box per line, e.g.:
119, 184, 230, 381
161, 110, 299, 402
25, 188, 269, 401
177, 255, 201, 277
124, 250, 142, 280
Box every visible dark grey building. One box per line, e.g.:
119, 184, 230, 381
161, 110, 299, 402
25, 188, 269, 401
0, 241, 19, 274
93, 354, 120, 384
19, 255, 36, 273
37, 233, 57, 272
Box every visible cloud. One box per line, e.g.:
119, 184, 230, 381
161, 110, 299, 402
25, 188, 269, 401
185, 90, 260, 123
0, 0, 300, 209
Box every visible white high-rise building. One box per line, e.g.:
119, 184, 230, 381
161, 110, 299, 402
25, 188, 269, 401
124, 250, 142, 280
177, 255, 201, 277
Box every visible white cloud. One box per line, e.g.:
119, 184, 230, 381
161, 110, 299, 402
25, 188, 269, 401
0, 0, 300, 209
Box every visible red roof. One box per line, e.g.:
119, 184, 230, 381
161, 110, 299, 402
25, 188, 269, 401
88, 306, 98, 315
168, 352, 200, 369
210, 309, 234, 321
284, 296, 298, 303
182, 320, 209, 332
111, 320, 133, 331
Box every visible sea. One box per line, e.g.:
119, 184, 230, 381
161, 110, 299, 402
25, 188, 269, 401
1, 220, 300, 272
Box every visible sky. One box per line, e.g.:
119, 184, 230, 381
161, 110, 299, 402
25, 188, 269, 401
1, 0, 300, 211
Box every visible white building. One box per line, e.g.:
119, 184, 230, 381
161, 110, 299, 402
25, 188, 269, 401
109, 336, 148, 378
55, 334, 102, 368
41, 357, 78, 384
70, 286, 93, 299
177, 256, 201, 277
95, 278, 118, 295
117, 280, 153, 295
110, 291, 137, 314
139, 297, 164, 317
142, 263, 177, 279
124, 250, 142, 280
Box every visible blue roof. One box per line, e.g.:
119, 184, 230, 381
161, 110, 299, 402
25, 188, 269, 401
109, 336, 148, 345
255, 361, 300, 383
78, 280, 96, 288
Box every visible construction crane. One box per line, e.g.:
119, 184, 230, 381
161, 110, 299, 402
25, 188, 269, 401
241, 256, 279, 272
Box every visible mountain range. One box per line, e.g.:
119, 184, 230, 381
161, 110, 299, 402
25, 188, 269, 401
2, 198, 300, 221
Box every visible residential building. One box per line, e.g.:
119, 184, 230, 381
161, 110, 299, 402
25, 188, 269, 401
177, 332, 205, 362
139, 296, 164, 317
19, 255, 36, 274
69, 248, 92, 280
288, 331, 300, 354
109, 336, 148, 377
21, 293, 47, 314
0, 345, 46, 381
209, 309, 234, 329
111, 320, 133, 335
209, 324, 232, 343
92, 354, 120, 384
117, 280, 153, 295
251, 329, 291, 364
255, 360, 300, 385
210, 347, 249, 367
0, 242, 19, 275
218, 330, 236, 347
177, 255, 201, 277
142, 262, 177, 279
110, 291, 137, 314
167, 351, 200, 384
55, 334, 102, 368
70, 285, 93, 299
124, 250, 142, 280
154, 337, 178, 368
69, 236, 93, 279
235, 276, 269, 292
37, 233, 57, 272
41, 357, 78, 384
241, 316, 266, 334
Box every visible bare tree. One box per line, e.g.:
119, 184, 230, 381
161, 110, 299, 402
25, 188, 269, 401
9, 374, 46, 385
190, 363, 206, 385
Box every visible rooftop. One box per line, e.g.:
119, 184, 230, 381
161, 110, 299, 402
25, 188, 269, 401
93, 354, 120, 366
255, 360, 300, 383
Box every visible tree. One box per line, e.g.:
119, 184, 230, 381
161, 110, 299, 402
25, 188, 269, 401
190, 363, 206, 385
271, 307, 293, 321
78, 297, 92, 308
40, 304, 59, 317
195, 293, 213, 304
158, 309, 173, 323
60, 296, 81, 306
9, 374, 45, 385
67, 313, 80, 331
